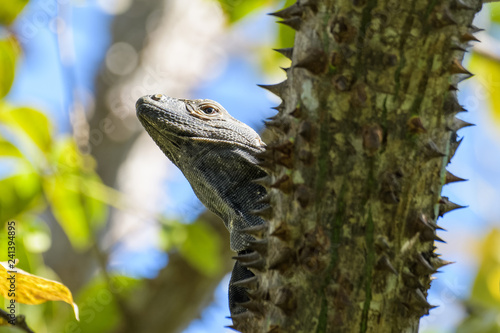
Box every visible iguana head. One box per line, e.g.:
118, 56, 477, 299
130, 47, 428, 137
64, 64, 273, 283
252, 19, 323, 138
136, 94, 265, 164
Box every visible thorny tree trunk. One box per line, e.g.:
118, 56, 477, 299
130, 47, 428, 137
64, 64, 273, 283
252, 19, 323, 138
234, 0, 482, 332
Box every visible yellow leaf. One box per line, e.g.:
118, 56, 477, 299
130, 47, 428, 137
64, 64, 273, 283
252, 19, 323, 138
0, 262, 79, 320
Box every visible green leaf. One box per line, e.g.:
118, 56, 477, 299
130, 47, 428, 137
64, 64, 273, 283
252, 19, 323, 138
62, 276, 140, 333
469, 53, 500, 126
0, 161, 42, 223
0, 105, 53, 153
469, 229, 500, 309
490, 2, 500, 25
43, 174, 92, 250
160, 219, 222, 276
0, 138, 23, 157
43, 139, 108, 250
0, 38, 19, 98
217, 0, 277, 23
0, 0, 29, 25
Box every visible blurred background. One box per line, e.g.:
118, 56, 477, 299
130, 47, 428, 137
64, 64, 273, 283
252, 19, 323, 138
0, 0, 498, 332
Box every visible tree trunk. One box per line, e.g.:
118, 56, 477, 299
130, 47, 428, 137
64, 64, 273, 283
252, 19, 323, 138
235, 0, 482, 332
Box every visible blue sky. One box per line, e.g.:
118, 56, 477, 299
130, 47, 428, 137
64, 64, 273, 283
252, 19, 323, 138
5, 0, 500, 332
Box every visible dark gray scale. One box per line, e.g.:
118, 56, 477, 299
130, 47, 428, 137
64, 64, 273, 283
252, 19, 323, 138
136, 94, 268, 316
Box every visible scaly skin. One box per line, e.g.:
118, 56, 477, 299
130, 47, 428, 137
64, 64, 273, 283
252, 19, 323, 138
136, 94, 267, 315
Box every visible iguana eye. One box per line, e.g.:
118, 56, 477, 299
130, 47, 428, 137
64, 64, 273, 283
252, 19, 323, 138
201, 107, 217, 115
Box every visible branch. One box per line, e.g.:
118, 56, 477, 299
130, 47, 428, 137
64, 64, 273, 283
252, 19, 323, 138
0, 308, 35, 333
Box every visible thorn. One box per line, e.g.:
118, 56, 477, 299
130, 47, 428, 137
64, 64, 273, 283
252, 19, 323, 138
273, 47, 294, 60
447, 117, 475, 132
438, 196, 466, 217
448, 137, 463, 164
434, 235, 446, 243
250, 205, 274, 219
240, 222, 268, 238
265, 118, 291, 134
270, 222, 290, 241
256, 159, 275, 173
448, 83, 458, 91
460, 32, 480, 43
407, 116, 427, 134
248, 239, 268, 255
375, 236, 391, 252
276, 155, 294, 169
411, 213, 436, 242
445, 170, 466, 184
231, 276, 259, 289
428, 220, 446, 231
256, 193, 272, 206
258, 80, 287, 98
299, 121, 316, 142
442, 8, 458, 25
278, 17, 303, 31
424, 140, 446, 159
443, 93, 464, 115
228, 310, 254, 322
271, 102, 285, 112
295, 184, 312, 208
433, 7, 457, 28
431, 258, 454, 269
274, 287, 297, 314
376, 255, 398, 275
453, 0, 474, 10
240, 257, 266, 271
233, 251, 261, 263
224, 325, 238, 331
235, 300, 263, 314
301, 0, 319, 12
253, 175, 273, 187
412, 288, 432, 308
267, 325, 282, 333
268, 247, 294, 270
449, 58, 472, 76
295, 49, 328, 74
402, 270, 424, 289
416, 253, 436, 274
268, 140, 294, 154
450, 39, 467, 52
268, 3, 302, 19
271, 175, 293, 194
469, 25, 484, 33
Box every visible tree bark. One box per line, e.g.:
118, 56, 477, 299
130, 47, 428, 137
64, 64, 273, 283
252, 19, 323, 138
235, 0, 482, 332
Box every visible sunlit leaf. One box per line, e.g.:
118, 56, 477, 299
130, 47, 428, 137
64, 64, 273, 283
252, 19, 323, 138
470, 229, 500, 308
0, 262, 78, 320
0, 162, 42, 223
0, 139, 22, 157
216, 0, 278, 23
0, 38, 19, 98
468, 52, 500, 125
0, 0, 28, 25
22, 216, 52, 254
43, 139, 107, 250
490, 2, 500, 24
457, 229, 500, 332
160, 219, 222, 276
63, 276, 140, 333
43, 175, 92, 250
0, 105, 53, 153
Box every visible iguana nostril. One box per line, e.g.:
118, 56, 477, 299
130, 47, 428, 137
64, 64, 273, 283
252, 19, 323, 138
152, 94, 163, 101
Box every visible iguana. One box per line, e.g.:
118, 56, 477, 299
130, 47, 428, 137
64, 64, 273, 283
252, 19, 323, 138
136, 94, 268, 317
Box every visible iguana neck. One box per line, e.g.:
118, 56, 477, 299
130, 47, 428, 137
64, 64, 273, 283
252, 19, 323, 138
136, 94, 267, 251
